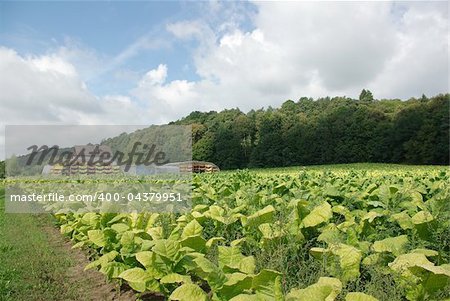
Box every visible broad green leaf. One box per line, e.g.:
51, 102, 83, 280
332, 205, 351, 218
147, 226, 164, 240
242, 205, 275, 228
153, 239, 181, 261
361, 254, 381, 266
218, 246, 245, 269
273, 276, 284, 301
229, 294, 261, 301
128, 281, 146, 292
231, 238, 246, 247
169, 283, 207, 301
311, 244, 360, 282
145, 279, 163, 293
206, 236, 225, 249
111, 223, 129, 233
118, 267, 151, 283
218, 246, 255, 274
390, 212, 413, 230
140, 239, 156, 251
318, 224, 342, 245
135, 251, 154, 268
372, 235, 408, 256
345, 292, 379, 301
301, 202, 332, 228
107, 213, 128, 225
168, 225, 182, 240
408, 263, 450, 292
144, 213, 160, 228
324, 186, 342, 200
180, 235, 206, 253
412, 211, 436, 239
410, 191, 425, 209
224, 272, 253, 286
135, 250, 170, 278
193, 204, 209, 212
206, 205, 226, 224
87, 230, 107, 247
336, 220, 356, 233
220, 273, 253, 299
120, 231, 135, 250
412, 211, 434, 224
99, 262, 127, 279
389, 253, 433, 277
332, 244, 362, 282
193, 256, 227, 290
317, 277, 342, 301
60, 224, 74, 235
409, 263, 450, 277
239, 256, 256, 274
258, 223, 284, 239
411, 248, 439, 257
71, 241, 84, 249
252, 269, 283, 300
181, 219, 203, 238
81, 212, 100, 226
286, 285, 333, 301
160, 273, 192, 284
191, 211, 206, 223
361, 211, 384, 223
84, 250, 118, 270
310, 247, 330, 259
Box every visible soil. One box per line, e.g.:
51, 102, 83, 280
42, 222, 137, 301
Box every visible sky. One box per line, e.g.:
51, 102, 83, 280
0, 1, 448, 158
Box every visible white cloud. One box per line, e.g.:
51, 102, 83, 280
139, 64, 168, 86
0, 47, 151, 158
369, 2, 448, 98
166, 21, 205, 40
1, 1, 448, 158
30, 54, 77, 77
150, 1, 448, 113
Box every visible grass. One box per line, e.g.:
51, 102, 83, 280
0, 186, 89, 301
238, 162, 450, 174
1, 163, 448, 300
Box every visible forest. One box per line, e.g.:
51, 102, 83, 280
1, 91, 449, 176
168, 91, 449, 169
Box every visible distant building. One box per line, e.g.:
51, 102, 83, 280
42, 144, 121, 175
170, 161, 220, 173
122, 163, 180, 175
123, 161, 220, 175
42, 146, 220, 175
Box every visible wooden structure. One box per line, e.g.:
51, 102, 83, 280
46, 144, 121, 175
176, 161, 220, 173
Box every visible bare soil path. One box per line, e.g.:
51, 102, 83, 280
0, 188, 136, 301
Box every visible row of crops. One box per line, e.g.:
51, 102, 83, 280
55, 167, 450, 300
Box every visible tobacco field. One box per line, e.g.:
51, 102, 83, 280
53, 165, 450, 301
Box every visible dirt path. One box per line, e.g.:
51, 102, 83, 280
0, 188, 137, 301
42, 221, 137, 301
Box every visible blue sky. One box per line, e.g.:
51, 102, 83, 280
0, 1, 199, 95
0, 1, 448, 158
0, 1, 256, 95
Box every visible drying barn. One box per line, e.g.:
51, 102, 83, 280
42, 144, 121, 175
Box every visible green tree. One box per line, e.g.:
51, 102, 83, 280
0, 160, 5, 178
6, 155, 20, 176
359, 89, 374, 101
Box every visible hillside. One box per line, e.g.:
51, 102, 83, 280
103, 92, 449, 169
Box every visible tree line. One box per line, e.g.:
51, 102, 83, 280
172, 92, 449, 169
1, 91, 448, 176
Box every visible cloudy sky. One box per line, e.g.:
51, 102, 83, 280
0, 1, 448, 158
